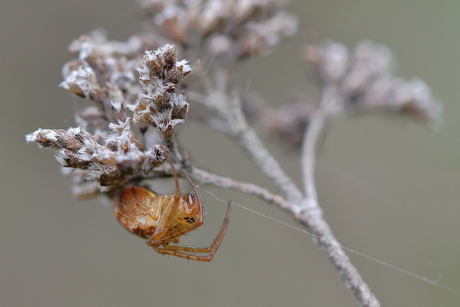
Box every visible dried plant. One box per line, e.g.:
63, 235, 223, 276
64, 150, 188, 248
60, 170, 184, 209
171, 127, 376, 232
26, 1, 442, 306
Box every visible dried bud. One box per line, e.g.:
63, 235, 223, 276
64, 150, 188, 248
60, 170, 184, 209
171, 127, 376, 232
207, 34, 233, 56
237, 11, 297, 58
305, 41, 349, 83
106, 118, 142, 153
341, 41, 393, 95
26, 128, 82, 151
153, 5, 189, 44
60, 65, 103, 101
142, 144, 168, 173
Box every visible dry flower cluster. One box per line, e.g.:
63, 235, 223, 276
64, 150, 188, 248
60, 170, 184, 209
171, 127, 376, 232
305, 40, 441, 125
26, 1, 442, 306
27, 42, 190, 198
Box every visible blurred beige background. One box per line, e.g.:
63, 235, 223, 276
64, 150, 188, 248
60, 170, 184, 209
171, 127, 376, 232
2, 1, 460, 306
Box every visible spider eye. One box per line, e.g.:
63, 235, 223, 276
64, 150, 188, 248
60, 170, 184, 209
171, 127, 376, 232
184, 216, 195, 224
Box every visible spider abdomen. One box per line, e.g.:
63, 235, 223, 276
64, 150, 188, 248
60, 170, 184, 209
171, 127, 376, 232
114, 186, 170, 239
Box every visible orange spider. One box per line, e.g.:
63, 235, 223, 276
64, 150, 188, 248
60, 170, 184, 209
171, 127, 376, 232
113, 159, 232, 261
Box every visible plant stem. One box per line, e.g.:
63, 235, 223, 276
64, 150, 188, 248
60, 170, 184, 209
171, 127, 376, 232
192, 77, 380, 306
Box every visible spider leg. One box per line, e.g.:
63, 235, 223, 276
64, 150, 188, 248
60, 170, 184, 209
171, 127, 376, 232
147, 168, 204, 244
147, 217, 203, 246
150, 155, 182, 242
129, 186, 162, 221
150, 201, 232, 261
116, 210, 145, 228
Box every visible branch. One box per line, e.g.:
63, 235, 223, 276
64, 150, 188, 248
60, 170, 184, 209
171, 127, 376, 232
299, 88, 380, 307
190, 167, 291, 213
301, 85, 336, 210
190, 89, 304, 212
193, 83, 380, 307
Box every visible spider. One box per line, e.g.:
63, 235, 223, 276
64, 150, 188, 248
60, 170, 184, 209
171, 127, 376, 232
113, 158, 232, 261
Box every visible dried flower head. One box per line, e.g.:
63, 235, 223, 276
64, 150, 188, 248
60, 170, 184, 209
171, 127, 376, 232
60, 30, 167, 131
26, 12, 197, 199
26, 121, 167, 190
305, 40, 442, 127
129, 44, 191, 142
141, 0, 297, 60
26, 37, 192, 198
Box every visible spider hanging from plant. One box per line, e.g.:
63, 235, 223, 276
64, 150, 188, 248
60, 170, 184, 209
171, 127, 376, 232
113, 156, 232, 261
